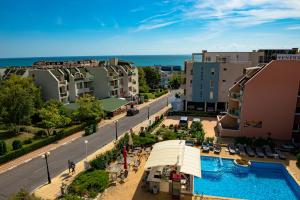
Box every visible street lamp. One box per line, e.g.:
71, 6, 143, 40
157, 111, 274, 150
41, 152, 51, 184
115, 120, 118, 141
167, 96, 169, 106
147, 106, 150, 120
84, 140, 88, 161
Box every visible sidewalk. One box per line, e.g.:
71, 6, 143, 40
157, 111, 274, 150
0, 93, 169, 174
34, 105, 171, 199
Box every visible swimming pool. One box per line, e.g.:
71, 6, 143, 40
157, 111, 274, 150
194, 156, 300, 200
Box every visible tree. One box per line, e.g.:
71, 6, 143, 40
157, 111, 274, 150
74, 94, 104, 123
138, 68, 149, 93
142, 67, 161, 89
39, 101, 71, 135
168, 73, 182, 89
0, 75, 42, 131
9, 188, 42, 200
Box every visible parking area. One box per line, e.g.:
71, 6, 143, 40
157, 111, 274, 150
163, 116, 218, 138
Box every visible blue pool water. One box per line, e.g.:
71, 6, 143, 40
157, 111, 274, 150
194, 156, 300, 200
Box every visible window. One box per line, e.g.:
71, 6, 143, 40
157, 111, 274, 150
190, 80, 193, 84
211, 68, 215, 75
209, 91, 214, 100
190, 69, 193, 75
210, 80, 214, 88
206, 57, 211, 62
184, 89, 186, 95
223, 68, 227, 71
222, 80, 226, 82
244, 120, 262, 128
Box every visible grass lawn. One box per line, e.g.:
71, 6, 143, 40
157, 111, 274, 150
1, 132, 35, 151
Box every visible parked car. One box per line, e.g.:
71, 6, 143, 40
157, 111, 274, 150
127, 108, 139, 116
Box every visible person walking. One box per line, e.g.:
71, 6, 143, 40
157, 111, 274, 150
71, 162, 76, 174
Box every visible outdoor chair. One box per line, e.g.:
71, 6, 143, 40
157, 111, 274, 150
255, 147, 265, 158
228, 144, 236, 155
245, 145, 255, 157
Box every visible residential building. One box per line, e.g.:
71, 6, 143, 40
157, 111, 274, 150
258, 48, 299, 63
1, 58, 139, 103
183, 50, 264, 112
217, 60, 300, 141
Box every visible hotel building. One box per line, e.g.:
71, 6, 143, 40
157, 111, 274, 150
183, 50, 264, 112
217, 60, 300, 141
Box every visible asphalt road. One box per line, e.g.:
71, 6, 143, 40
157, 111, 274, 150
0, 95, 170, 199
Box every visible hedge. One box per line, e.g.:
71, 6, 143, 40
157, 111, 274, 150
0, 124, 84, 164
0, 140, 7, 156
154, 90, 168, 98
68, 169, 109, 198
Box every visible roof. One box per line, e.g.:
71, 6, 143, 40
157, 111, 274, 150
144, 140, 201, 177
99, 97, 129, 112
64, 97, 129, 113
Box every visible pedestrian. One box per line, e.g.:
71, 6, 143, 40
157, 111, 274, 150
71, 162, 76, 174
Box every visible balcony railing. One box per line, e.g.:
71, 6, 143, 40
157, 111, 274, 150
60, 92, 68, 97
229, 108, 240, 117
59, 80, 67, 85
230, 92, 242, 101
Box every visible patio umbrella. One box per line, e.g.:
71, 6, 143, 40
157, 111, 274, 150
123, 145, 128, 169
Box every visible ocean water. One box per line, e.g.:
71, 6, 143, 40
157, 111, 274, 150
0, 55, 191, 68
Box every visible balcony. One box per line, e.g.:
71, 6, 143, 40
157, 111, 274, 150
229, 92, 242, 101
132, 80, 137, 84
228, 108, 240, 117
109, 75, 119, 80
60, 92, 68, 98
59, 80, 67, 85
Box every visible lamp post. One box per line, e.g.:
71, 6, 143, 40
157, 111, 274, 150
147, 106, 150, 120
115, 120, 118, 141
167, 96, 169, 106
41, 152, 51, 184
84, 140, 88, 161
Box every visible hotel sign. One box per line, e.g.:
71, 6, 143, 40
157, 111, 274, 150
277, 54, 300, 60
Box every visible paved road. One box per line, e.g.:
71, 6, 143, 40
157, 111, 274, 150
0, 95, 170, 199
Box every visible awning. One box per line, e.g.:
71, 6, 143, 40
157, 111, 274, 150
145, 140, 201, 177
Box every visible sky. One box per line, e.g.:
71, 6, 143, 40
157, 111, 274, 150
0, 0, 300, 58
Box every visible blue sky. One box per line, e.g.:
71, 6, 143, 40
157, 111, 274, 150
0, 0, 300, 58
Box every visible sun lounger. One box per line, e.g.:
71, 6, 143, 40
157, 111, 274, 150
237, 144, 246, 156
255, 147, 265, 158
275, 149, 286, 160
202, 142, 210, 153
214, 144, 221, 154
263, 145, 274, 158
246, 145, 255, 157
228, 144, 236, 154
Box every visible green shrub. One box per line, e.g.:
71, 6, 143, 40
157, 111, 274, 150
23, 139, 33, 145
90, 134, 128, 170
132, 133, 156, 147
195, 131, 205, 145
59, 194, 83, 200
141, 93, 155, 100
9, 188, 41, 200
0, 140, 7, 155
12, 140, 22, 150
168, 111, 218, 117
35, 129, 47, 138
68, 170, 109, 198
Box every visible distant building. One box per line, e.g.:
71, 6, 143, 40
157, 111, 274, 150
217, 60, 300, 141
1, 58, 139, 103
258, 48, 299, 63
183, 50, 264, 112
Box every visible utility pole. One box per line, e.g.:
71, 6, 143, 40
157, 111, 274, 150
147, 106, 150, 120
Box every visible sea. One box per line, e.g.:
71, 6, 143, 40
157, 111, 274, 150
0, 55, 191, 69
